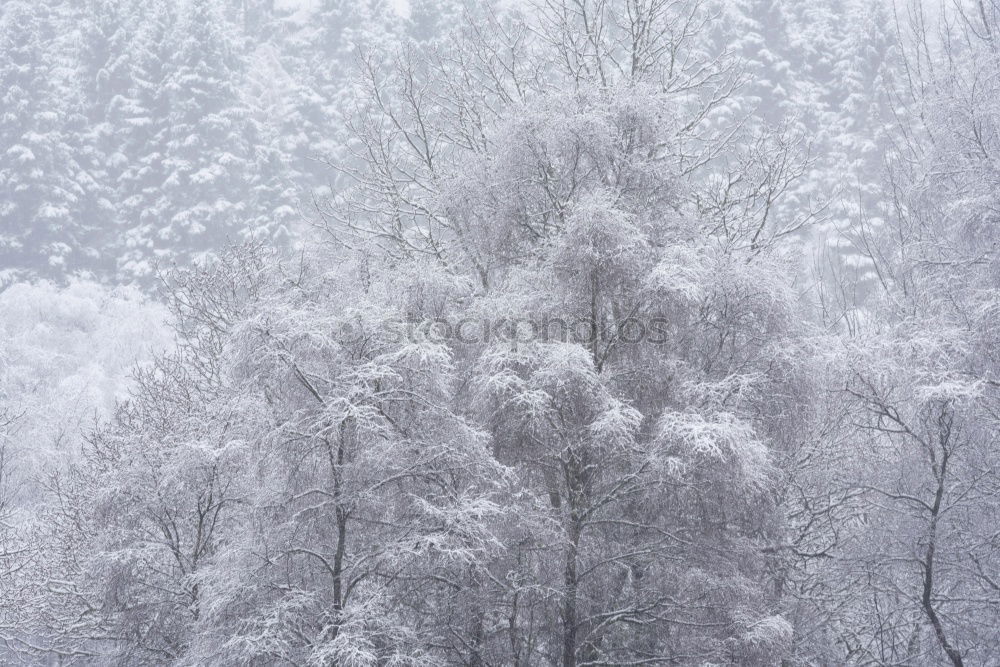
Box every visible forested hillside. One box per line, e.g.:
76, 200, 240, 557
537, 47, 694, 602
1, 0, 1000, 664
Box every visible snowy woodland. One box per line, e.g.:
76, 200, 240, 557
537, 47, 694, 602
2, 0, 1000, 664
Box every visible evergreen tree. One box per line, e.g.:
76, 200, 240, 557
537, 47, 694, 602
0, 1, 87, 280
71, 0, 146, 278
117, 0, 293, 280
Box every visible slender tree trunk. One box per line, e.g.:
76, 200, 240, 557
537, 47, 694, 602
329, 430, 349, 644
562, 519, 580, 667
921, 473, 963, 667
558, 443, 585, 667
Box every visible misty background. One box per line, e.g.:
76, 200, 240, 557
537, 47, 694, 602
1, 0, 997, 664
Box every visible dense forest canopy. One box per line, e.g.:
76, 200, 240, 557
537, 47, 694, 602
1, 0, 1000, 664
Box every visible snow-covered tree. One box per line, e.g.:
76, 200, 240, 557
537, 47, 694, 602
21, 245, 506, 663
0, 1, 87, 279
8, 1, 1000, 664
0, 279, 170, 658
116, 0, 295, 280
325, 2, 818, 662
790, 2, 1000, 663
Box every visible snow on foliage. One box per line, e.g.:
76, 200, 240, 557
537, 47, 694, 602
6, 0, 1000, 665
0, 280, 170, 474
